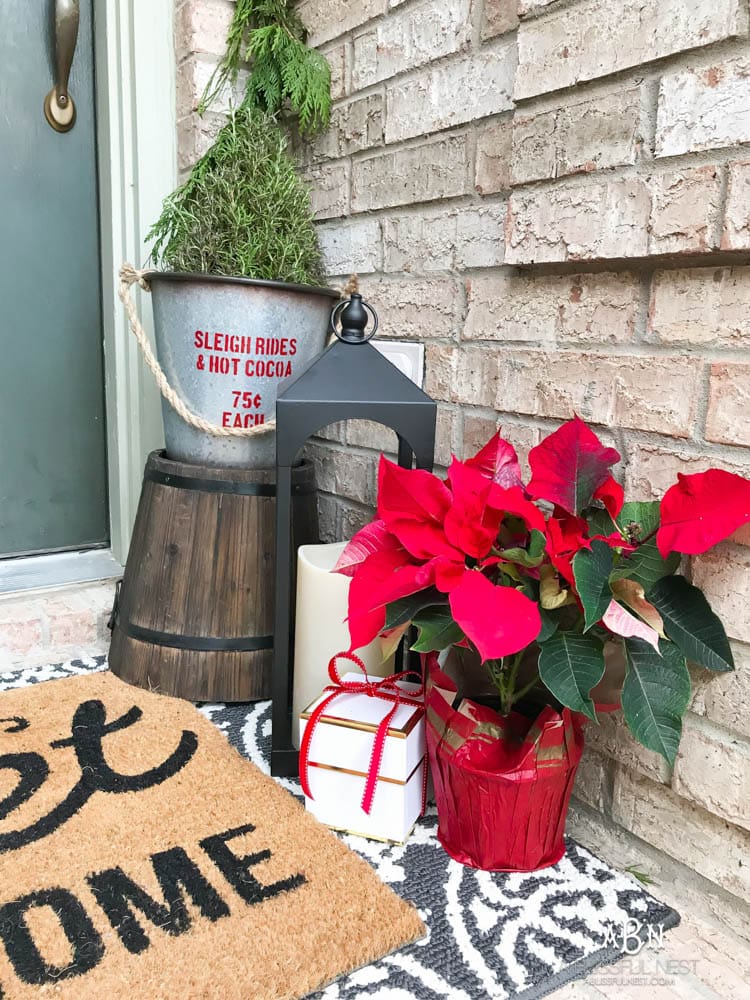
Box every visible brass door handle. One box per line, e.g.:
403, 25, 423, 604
44, 0, 80, 133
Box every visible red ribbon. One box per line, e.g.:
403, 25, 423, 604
299, 652, 425, 816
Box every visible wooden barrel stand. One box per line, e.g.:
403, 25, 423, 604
109, 450, 318, 702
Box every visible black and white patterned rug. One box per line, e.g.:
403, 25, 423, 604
1, 658, 679, 1000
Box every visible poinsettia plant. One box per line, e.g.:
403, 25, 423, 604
335, 417, 750, 765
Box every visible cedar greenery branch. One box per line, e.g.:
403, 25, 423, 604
198, 0, 332, 136
147, 0, 332, 283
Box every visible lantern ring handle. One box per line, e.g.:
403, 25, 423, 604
329, 298, 379, 343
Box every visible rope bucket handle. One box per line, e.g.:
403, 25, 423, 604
118, 264, 275, 437
119, 264, 360, 438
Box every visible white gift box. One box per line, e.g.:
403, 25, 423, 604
299, 672, 426, 844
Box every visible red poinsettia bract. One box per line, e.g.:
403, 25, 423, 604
657, 469, 750, 557
335, 434, 543, 659
527, 416, 621, 516
334, 417, 750, 662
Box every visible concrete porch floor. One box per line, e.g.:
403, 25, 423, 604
1, 580, 748, 999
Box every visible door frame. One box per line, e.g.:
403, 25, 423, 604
95, 0, 176, 563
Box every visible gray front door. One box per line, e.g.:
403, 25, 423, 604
0, 0, 107, 557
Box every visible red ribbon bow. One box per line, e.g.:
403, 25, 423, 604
299, 652, 425, 815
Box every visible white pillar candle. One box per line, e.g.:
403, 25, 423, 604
292, 541, 395, 747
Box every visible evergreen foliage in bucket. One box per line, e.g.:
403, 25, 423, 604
148, 0, 331, 283
123, 0, 338, 467
147, 107, 324, 284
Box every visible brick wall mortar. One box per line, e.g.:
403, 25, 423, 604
694, 360, 716, 448
517, 0, 582, 20
177, 0, 750, 905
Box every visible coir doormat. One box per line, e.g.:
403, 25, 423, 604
0, 670, 424, 999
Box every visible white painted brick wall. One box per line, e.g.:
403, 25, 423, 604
612, 767, 750, 900
648, 267, 750, 345
656, 57, 750, 157
385, 42, 517, 142
382, 202, 506, 272
297, 0, 388, 47
505, 177, 652, 263
648, 165, 722, 255
515, 0, 748, 100
352, 0, 472, 88
318, 217, 383, 274
722, 160, 750, 249
510, 87, 640, 184
464, 272, 640, 344
351, 134, 471, 211
482, 1, 519, 39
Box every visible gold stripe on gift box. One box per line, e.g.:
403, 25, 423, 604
306, 757, 426, 787
318, 819, 420, 845
305, 759, 427, 844
300, 702, 423, 739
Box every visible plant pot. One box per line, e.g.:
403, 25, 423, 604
425, 658, 585, 872
147, 271, 339, 468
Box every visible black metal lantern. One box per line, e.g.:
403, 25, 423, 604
271, 293, 437, 777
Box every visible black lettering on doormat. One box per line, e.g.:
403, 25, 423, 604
86, 847, 231, 953
201, 822, 307, 904
0, 753, 49, 822
0, 699, 198, 852
0, 717, 29, 733
0, 888, 105, 985
0, 825, 309, 990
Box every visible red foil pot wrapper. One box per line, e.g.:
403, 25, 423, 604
425, 658, 585, 872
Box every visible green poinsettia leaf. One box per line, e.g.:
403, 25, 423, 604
588, 500, 663, 547
585, 507, 615, 539
529, 529, 547, 559
500, 564, 523, 583
648, 575, 734, 672
537, 607, 559, 643
538, 632, 606, 721
573, 539, 615, 631
411, 606, 465, 653
500, 529, 547, 568
610, 539, 681, 591
385, 588, 444, 631
616, 501, 661, 541
622, 638, 691, 765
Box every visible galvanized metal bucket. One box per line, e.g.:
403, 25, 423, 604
147, 271, 339, 468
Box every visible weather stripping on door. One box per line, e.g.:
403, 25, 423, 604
44, 0, 79, 133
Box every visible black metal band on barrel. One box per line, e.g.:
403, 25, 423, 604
144, 467, 316, 497
114, 617, 274, 652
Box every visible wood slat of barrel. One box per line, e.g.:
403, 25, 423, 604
109, 451, 318, 702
